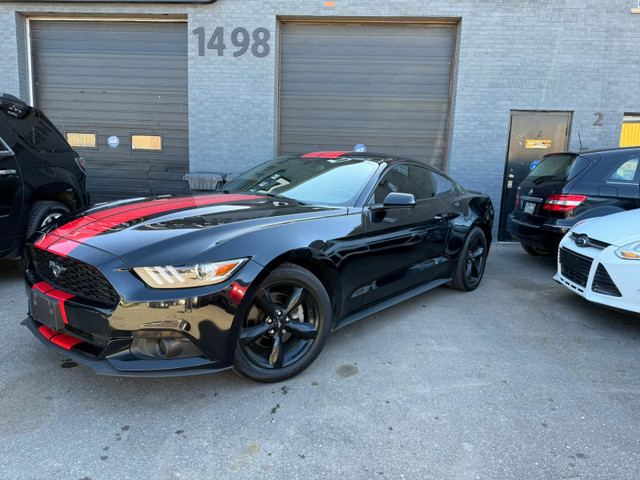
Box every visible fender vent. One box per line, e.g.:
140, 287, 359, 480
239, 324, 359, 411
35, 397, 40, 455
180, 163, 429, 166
592, 264, 622, 297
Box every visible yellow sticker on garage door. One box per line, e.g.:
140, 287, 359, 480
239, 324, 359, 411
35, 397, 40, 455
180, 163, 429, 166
525, 140, 552, 149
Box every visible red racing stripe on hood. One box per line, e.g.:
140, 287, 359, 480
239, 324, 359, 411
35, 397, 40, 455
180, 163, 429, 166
35, 194, 262, 257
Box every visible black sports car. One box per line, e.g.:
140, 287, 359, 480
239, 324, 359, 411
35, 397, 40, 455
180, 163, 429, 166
23, 152, 494, 382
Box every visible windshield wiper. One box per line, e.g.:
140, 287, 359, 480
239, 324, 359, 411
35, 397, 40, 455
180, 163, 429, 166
224, 189, 306, 204
532, 175, 557, 185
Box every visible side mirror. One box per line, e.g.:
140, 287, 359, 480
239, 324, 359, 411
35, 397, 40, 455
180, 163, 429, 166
380, 192, 416, 208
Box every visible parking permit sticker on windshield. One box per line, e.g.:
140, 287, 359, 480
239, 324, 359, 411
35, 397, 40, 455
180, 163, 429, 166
530, 160, 541, 170
525, 140, 551, 149
354, 144, 366, 152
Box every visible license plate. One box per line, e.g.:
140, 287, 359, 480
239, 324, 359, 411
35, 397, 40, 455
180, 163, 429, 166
524, 202, 536, 214
30, 290, 65, 331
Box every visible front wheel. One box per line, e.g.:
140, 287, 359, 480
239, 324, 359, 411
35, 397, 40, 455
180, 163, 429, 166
26, 201, 70, 238
451, 227, 488, 291
233, 263, 332, 383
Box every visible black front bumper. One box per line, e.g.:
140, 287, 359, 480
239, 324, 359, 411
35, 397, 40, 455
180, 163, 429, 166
23, 253, 265, 376
23, 317, 230, 377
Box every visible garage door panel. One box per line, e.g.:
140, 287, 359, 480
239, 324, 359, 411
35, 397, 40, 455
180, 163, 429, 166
281, 134, 448, 148
279, 23, 455, 170
281, 97, 450, 113
46, 111, 188, 127
36, 68, 188, 83
31, 20, 189, 202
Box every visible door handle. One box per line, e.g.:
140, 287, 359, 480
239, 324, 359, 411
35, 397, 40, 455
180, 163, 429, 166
0, 169, 17, 176
434, 212, 457, 221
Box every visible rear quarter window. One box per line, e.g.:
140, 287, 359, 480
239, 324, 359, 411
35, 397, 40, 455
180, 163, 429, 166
8, 110, 71, 153
607, 157, 639, 182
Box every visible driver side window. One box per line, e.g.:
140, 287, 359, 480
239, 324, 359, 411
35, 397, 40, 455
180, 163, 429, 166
370, 164, 437, 204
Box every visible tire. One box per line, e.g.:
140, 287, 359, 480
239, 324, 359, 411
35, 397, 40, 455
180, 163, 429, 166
520, 242, 552, 257
233, 263, 332, 383
451, 227, 488, 291
26, 201, 70, 239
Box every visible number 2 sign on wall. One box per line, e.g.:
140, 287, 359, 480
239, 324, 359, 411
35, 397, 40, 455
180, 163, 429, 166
193, 27, 270, 58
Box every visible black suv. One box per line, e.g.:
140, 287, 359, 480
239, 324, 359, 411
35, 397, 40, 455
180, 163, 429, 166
507, 147, 640, 255
0, 94, 89, 258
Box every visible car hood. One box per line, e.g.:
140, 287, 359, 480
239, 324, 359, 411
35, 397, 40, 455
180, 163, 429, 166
572, 209, 640, 246
34, 193, 347, 266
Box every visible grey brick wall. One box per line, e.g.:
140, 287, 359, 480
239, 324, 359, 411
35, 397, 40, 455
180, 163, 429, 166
1, 0, 639, 236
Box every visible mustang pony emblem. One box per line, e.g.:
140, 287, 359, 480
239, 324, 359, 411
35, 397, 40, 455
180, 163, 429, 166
49, 260, 66, 278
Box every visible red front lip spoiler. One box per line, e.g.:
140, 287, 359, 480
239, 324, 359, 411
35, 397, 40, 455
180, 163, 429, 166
22, 317, 231, 377
37, 324, 82, 350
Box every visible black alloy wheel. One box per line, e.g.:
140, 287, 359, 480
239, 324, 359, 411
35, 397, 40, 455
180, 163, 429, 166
451, 227, 488, 291
234, 263, 331, 382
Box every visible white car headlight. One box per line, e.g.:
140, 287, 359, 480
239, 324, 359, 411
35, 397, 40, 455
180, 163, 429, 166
134, 258, 248, 288
615, 242, 640, 260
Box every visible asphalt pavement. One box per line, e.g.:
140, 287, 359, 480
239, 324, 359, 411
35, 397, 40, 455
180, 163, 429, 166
1, 243, 639, 480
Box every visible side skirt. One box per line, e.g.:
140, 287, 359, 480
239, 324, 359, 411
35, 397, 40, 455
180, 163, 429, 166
333, 277, 452, 331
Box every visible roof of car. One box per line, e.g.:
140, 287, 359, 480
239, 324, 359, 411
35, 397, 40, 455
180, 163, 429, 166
551, 146, 640, 156
295, 151, 394, 162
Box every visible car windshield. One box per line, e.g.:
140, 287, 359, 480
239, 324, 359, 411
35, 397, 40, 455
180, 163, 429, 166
222, 156, 379, 206
527, 154, 589, 184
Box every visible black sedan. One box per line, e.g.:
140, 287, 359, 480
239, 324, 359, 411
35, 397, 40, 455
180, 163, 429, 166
23, 152, 494, 382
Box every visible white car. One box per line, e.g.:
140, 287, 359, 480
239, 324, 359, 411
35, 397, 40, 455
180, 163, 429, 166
554, 209, 640, 314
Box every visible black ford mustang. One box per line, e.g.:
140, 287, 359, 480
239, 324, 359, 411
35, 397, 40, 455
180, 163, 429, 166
23, 152, 493, 382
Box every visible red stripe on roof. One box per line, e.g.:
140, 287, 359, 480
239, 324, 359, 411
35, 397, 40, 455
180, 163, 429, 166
38, 325, 57, 340
50, 333, 83, 350
41, 194, 261, 257
301, 151, 351, 158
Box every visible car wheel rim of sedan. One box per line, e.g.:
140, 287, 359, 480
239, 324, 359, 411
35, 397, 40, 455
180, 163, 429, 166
239, 283, 320, 369
465, 234, 486, 286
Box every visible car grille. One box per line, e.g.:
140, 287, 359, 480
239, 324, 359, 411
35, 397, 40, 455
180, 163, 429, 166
559, 247, 593, 288
592, 263, 622, 297
29, 246, 120, 307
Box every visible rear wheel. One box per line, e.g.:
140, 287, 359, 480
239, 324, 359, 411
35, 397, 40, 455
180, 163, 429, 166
520, 242, 552, 256
233, 263, 331, 383
451, 227, 488, 291
26, 201, 70, 238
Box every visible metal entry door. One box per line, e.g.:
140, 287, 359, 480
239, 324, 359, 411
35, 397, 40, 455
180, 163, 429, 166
498, 111, 572, 241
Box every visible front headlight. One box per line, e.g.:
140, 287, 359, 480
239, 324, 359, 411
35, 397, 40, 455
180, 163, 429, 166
615, 242, 640, 260
134, 258, 248, 289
